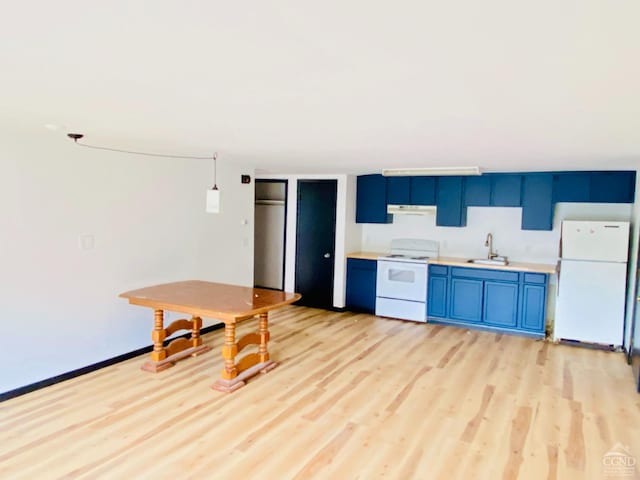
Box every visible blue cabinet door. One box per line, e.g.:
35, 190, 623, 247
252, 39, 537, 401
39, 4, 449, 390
483, 281, 518, 327
491, 174, 522, 206
410, 177, 437, 205
449, 278, 483, 322
520, 284, 546, 332
356, 175, 391, 224
345, 258, 377, 313
554, 172, 591, 202
427, 275, 447, 318
436, 177, 467, 227
590, 171, 635, 203
521, 174, 554, 231
464, 176, 491, 206
387, 177, 411, 205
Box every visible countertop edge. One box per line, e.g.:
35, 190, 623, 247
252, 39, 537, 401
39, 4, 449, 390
346, 252, 557, 275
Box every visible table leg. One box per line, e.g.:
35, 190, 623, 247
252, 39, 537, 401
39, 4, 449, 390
258, 312, 269, 362
221, 322, 238, 380
258, 312, 278, 374
141, 311, 210, 373
191, 316, 205, 350
141, 310, 173, 373
151, 309, 167, 361
212, 314, 278, 393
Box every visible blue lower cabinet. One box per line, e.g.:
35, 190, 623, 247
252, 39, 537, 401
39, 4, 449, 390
345, 258, 377, 313
427, 275, 447, 317
483, 281, 518, 327
449, 278, 483, 322
520, 283, 546, 331
430, 266, 547, 337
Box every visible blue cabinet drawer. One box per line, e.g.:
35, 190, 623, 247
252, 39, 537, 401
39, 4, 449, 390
451, 267, 519, 283
347, 258, 377, 271
523, 273, 547, 284
429, 265, 448, 276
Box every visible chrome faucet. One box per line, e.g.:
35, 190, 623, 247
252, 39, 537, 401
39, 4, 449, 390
485, 233, 497, 259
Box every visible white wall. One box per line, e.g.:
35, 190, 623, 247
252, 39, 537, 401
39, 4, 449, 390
257, 174, 357, 308
0, 127, 255, 393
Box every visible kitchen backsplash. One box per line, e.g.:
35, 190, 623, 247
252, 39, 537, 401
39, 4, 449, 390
361, 203, 632, 264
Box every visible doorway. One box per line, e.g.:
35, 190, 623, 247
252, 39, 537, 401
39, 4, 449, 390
294, 180, 337, 309
254, 180, 287, 290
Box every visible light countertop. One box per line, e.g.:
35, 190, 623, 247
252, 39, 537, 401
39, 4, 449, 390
346, 252, 557, 275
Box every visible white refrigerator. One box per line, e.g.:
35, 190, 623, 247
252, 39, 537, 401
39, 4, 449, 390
554, 220, 630, 346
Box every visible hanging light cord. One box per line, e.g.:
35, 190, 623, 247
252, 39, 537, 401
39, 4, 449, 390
67, 133, 214, 160
68, 132, 219, 189
212, 153, 218, 190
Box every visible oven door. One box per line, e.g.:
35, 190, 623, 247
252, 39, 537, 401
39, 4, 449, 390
376, 260, 427, 302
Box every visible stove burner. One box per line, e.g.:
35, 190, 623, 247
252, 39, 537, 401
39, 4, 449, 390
385, 254, 430, 260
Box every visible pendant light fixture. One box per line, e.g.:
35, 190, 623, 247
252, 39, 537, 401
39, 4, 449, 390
206, 153, 220, 213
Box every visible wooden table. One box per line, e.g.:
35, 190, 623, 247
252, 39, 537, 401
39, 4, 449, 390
119, 280, 301, 392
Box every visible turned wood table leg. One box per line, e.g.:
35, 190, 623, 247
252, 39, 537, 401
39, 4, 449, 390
141, 309, 174, 372
151, 309, 167, 362
191, 316, 203, 348
212, 313, 278, 392
258, 312, 270, 363
221, 322, 238, 380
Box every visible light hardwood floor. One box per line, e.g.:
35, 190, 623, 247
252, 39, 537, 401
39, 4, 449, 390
1, 306, 639, 479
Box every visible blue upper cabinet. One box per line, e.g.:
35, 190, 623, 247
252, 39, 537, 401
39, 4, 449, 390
386, 177, 411, 205
387, 176, 436, 205
553, 171, 635, 204
410, 177, 437, 205
589, 171, 635, 203
436, 177, 467, 227
522, 174, 554, 231
491, 174, 522, 206
356, 174, 392, 224
553, 172, 591, 202
356, 170, 635, 227
464, 176, 491, 206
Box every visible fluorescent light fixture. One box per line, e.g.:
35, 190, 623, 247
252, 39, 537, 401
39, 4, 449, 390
382, 166, 482, 176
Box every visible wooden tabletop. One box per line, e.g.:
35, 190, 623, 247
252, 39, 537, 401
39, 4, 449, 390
120, 280, 301, 322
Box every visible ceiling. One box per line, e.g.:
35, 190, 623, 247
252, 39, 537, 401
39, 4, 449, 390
2, 1, 639, 174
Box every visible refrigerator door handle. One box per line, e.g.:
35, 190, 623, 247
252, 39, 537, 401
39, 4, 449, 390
556, 261, 561, 297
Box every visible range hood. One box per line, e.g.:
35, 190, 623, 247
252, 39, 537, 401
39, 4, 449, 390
387, 204, 437, 215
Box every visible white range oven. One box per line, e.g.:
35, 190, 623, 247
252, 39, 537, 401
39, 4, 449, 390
375, 239, 439, 322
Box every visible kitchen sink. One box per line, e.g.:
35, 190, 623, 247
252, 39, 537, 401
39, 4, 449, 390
467, 257, 509, 266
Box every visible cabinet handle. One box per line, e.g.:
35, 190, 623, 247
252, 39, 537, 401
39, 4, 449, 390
324, 253, 331, 259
